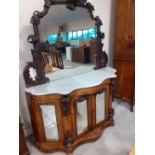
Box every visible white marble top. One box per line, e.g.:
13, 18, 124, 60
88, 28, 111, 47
25, 66, 117, 96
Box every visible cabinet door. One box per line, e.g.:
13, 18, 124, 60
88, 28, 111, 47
96, 89, 107, 123
30, 96, 64, 143
121, 60, 135, 102
75, 96, 89, 135
71, 83, 110, 138
114, 58, 134, 103
114, 0, 135, 57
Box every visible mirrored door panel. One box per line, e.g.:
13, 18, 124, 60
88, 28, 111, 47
96, 90, 106, 123
40, 105, 59, 140
76, 98, 88, 135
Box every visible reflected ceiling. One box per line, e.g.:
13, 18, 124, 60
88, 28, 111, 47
40, 5, 90, 30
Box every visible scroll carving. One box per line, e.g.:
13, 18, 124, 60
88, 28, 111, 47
77, 95, 87, 103
94, 16, 108, 69
96, 88, 105, 96
23, 62, 37, 87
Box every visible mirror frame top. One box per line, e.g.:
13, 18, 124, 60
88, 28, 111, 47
24, 0, 108, 87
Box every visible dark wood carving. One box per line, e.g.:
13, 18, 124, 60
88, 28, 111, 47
77, 95, 87, 103
96, 88, 105, 96
23, 0, 108, 87
110, 78, 115, 101
63, 131, 73, 147
94, 16, 108, 69
108, 108, 114, 121
61, 95, 70, 116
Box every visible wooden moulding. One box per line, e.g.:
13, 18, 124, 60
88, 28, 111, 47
23, 0, 108, 87
26, 79, 114, 154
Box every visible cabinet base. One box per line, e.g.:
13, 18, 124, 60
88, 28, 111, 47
33, 120, 114, 154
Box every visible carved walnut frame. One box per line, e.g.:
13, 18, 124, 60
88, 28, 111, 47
23, 0, 108, 87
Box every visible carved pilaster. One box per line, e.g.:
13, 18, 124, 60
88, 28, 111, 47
108, 79, 115, 121
61, 96, 70, 116
110, 78, 115, 101
63, 131, 73, 147
108, 108, 114, 121
94, 16, 108, 69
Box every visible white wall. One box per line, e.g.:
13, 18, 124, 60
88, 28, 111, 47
109, 0, 116, 66
90, 0, 115, 66
19, 0, 44, 127
19, 0, 116, 130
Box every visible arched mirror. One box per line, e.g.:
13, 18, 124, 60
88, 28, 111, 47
39, 5, 97, 81
24, 0, 108, 87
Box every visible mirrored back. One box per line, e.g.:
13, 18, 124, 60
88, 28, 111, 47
24, 0, 108, 87
38, 5, 97, 79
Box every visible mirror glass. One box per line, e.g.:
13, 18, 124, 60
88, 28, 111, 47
76, 98, 88, 135
40, 105, 59, 140
96, 90, 106, 123
39, 5, 97, 81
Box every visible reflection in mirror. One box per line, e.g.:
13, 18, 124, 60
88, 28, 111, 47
96, 90, 106, 123
39, 5, 97, 79
40, 105, 59, 140
76, 98, 88, 135
29, 67, 37, 81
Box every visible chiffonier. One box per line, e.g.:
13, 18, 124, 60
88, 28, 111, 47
23, 0, 117, 154
25, 67, 116, 154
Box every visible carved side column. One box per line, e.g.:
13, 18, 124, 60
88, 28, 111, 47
108, 79, 115, 122
61, 96, 73, 150
94, 16, 108, 69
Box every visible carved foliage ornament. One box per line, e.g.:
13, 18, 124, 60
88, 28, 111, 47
61, 96, 70, 116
